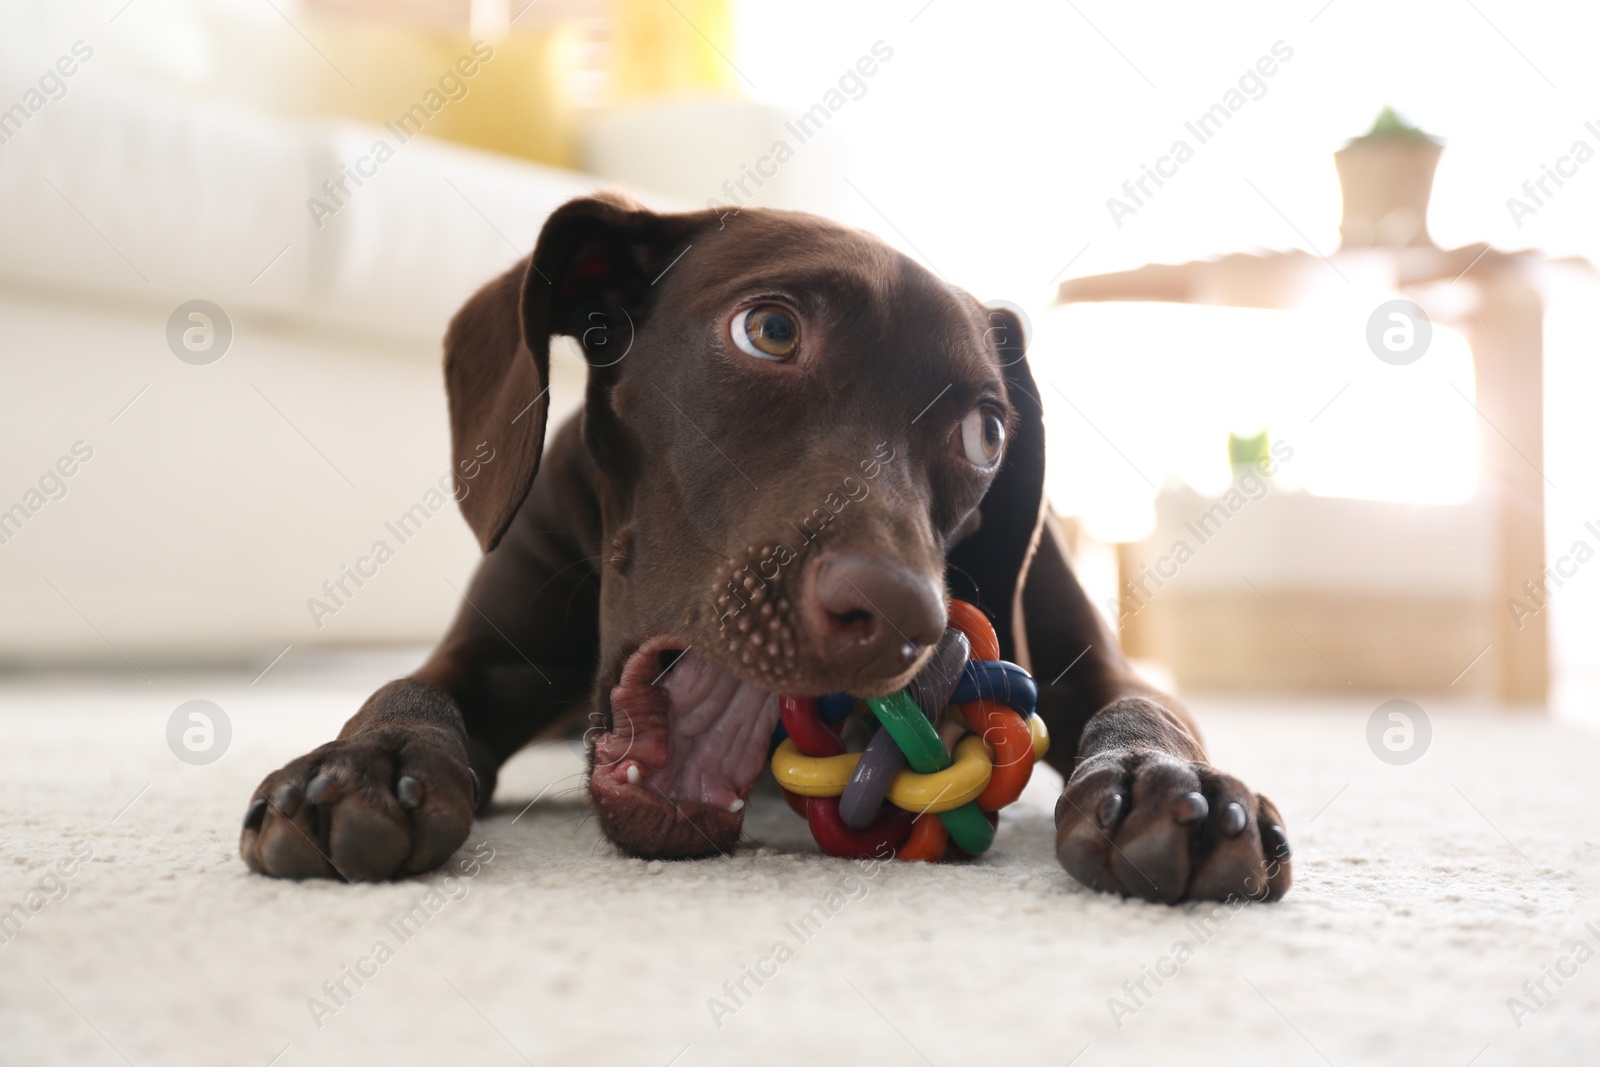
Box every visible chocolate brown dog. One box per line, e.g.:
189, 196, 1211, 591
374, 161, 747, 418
239, 194, 1292, 903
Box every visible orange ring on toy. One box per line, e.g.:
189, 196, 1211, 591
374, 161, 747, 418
898, 812, 949, 862
964, 699, 1035, 811
946, 600, 1001, 661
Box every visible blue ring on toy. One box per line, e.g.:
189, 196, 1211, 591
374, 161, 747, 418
950, 660, 1037, 717
818, 692, 859, 722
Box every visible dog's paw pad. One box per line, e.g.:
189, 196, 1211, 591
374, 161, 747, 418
239, 729, 474, 882
1054, 751, 1292, 903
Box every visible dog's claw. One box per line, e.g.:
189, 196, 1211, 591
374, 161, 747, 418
306, 773, 341, 805
243, 798, 267, 831
469, 768, 481, 810
273, 782, 302, 816
1174, 791, 1209, 825
1220, 801, 1248, 836
1262, 823, 1291, 861
1097, 792, 1125, 828
396, 775, 424, 810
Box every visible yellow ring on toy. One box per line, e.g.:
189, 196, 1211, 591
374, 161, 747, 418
770, 736, 994, 814
890, 736, 992, 813
771, 740, 860, 797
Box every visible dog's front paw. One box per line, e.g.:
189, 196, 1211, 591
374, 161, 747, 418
239, 727, 477, 881
1054, 749, 1291, 903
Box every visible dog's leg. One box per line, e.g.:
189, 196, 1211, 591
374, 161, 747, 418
239, 420, 602, 881
1021, 513, 1293, 903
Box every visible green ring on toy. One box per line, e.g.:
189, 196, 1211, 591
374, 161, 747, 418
938, 801, 997, 854
866, 690, 948, 773
867, 690, 996, 854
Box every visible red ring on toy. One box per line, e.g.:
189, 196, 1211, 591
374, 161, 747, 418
805, 795, 914, 858
780, 695, 844, 756
898, 812, 949, 862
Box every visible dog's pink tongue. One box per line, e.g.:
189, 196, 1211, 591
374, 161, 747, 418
654, 651, 782, 810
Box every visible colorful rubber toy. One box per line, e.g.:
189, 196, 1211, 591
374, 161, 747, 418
769, 599, 1048, 862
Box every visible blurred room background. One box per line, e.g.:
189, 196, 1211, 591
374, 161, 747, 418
3, 0, 1597, 720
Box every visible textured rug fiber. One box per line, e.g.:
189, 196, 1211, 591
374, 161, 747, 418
2, 665, 1597, 1066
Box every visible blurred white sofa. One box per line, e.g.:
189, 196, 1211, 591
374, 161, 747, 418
0, 68, 620, 669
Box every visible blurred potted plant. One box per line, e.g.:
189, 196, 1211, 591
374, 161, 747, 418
1334, 107, 1443, 249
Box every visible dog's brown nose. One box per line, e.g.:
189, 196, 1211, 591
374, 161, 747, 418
806, 554, 946, 676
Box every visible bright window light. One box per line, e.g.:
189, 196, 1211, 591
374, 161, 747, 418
1032, 301, 1479, 541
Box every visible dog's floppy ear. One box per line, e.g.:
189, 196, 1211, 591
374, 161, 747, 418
444, 193, 703, 551
944, 306, 1047, 663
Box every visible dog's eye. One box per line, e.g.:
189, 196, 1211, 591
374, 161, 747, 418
732, 305, 799, 360
960, 407, 1005, 469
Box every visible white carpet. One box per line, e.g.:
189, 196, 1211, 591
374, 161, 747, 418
2, 661, 1598, 1067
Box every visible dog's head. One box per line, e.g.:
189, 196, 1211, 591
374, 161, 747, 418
446, 194, 1045, 858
